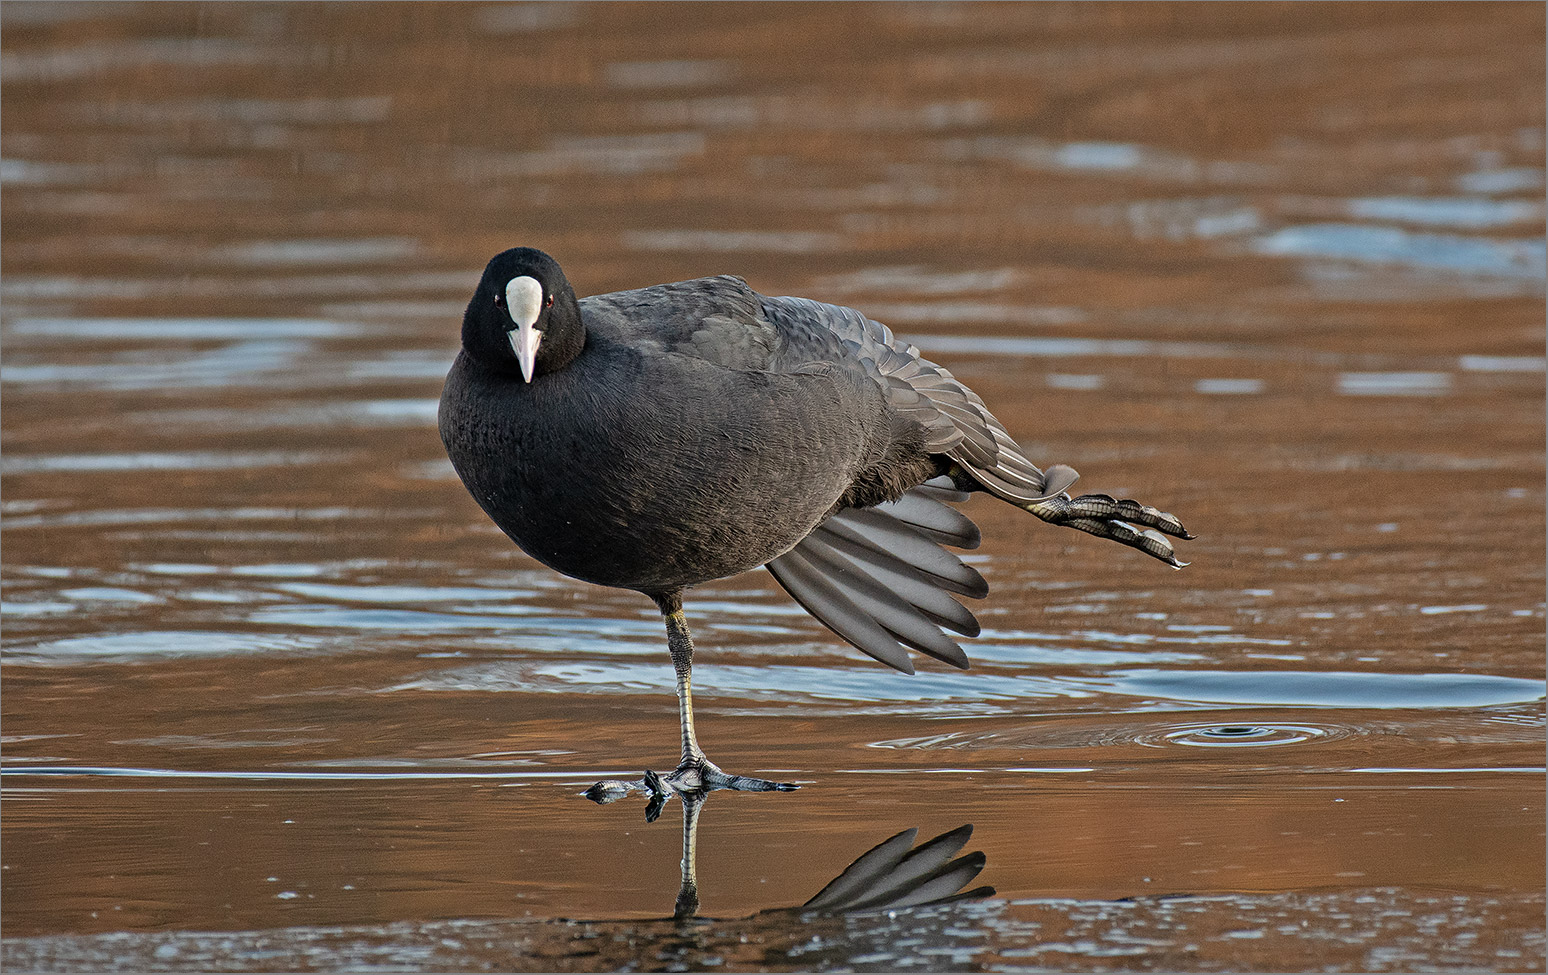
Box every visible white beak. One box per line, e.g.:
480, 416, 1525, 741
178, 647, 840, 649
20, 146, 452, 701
504, 275, 544, 383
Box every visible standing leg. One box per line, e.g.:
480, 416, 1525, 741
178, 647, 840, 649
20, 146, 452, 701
663, 603, 708, 769
650, 590, 798, 794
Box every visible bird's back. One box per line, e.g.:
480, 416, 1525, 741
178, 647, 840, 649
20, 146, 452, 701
577, 275, 781, 371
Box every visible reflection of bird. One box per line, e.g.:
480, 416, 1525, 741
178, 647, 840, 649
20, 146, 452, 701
441, 248, 1192, 791
665, 787, 992, 920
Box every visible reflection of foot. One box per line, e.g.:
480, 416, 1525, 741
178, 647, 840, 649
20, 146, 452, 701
589, 770, 989, 921
580, 778, 643, 805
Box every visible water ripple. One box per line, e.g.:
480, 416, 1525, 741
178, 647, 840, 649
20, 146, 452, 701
1155, 723, 1332, 748
1102, 669, 1545, 709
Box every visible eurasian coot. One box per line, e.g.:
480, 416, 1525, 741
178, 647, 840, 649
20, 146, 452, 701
439, 247, 1192, 793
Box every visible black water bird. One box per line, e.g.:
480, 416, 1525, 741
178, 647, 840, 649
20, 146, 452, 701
439, 248, 1192, 793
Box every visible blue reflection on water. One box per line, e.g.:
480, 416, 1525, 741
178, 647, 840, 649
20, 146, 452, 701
1347, 196, 1543, 229
1103, 669, 1546, 709
1254, 223, 1546, 279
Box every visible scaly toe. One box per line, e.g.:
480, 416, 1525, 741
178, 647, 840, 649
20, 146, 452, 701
667, 758, 798, 794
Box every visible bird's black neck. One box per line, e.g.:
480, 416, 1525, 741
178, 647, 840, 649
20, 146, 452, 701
533, 295, 587, 377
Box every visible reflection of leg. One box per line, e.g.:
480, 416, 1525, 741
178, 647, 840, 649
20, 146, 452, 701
674, 791, 704, 919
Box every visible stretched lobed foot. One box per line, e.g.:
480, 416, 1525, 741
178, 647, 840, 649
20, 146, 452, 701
1026, 492, 1195, 568
652, 758, 799, 795
583, 757, 798, 822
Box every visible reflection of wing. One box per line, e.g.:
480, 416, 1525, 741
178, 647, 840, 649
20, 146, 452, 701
585, 778, 997, 920
797, 824, 994, 914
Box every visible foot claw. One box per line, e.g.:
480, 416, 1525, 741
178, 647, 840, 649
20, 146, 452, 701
709, 770, 800, 792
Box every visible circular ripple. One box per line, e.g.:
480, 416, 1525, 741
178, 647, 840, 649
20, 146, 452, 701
1158, 723, 1331, 748
875, 717, 1375, 752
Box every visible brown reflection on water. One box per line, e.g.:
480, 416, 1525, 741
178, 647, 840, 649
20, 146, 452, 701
2, 2, 1544, 970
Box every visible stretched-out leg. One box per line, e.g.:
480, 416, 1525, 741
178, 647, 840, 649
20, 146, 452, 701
942, 461, 1194, 567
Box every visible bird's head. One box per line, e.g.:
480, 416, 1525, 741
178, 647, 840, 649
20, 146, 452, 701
463, 247, 584, 381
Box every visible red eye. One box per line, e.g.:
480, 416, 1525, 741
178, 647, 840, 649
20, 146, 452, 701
544, 294, 555, 309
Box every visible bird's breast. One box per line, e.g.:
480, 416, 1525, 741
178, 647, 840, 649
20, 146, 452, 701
440, 352, 864, 593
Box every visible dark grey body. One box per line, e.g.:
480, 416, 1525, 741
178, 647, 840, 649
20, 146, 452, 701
439, 277, 935, 594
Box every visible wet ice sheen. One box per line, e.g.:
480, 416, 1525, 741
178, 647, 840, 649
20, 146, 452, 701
6, 631, 328, 662
1346, 196, 1545, 229
1102, 669, 1545, 709
379, 660, 1544, 713
4, 316, 370, 339
1337, 371, 1453, 396
3, 889, 1540, 973
0, 450, 344, 474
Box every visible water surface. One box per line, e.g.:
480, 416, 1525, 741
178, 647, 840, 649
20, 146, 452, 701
2, 3, 1544, 971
